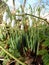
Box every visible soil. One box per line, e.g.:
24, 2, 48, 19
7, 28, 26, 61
0, 52, 43, 65
24, 50, 43, 65
6, 59, 16, 65
0, 57, 4, 65
0, 48, 44, 65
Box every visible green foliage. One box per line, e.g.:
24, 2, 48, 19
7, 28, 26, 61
38, 25, 49, 65
8, 29, 21, 58
0, 1, 49, 65
42, 53, 49, 65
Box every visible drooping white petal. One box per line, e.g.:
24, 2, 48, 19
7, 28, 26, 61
29, 16, 32, 27
3, 11, 8, 22
16, 12, 22, 20
11, 19, 15, 27
7, 18, 11, 25
27, 8, 31, 14
36, 18, 38, 21
21, 24, 24, 30
42, 22, 44, 25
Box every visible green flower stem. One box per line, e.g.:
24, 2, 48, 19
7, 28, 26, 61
0, 46, 26, 65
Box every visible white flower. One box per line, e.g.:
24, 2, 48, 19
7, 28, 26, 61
16, 12, 22, 20
21, 24, 24, 30
29, 16, 32, 27
27, 8, 31, 14
11, 19, 15, 27
30, 20, 32, 27
36, 18, 38, 21
3, 11, 8, 22
42, 22, 44, 25
7, 18, 11, 25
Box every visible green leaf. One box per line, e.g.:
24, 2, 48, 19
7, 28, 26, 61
38, 49, 48, 55
42, 53, 49, 65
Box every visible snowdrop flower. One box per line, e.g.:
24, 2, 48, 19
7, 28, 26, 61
29, 16, 32, 27
42, 22, 44, 25
7, 18, 11, 25
16, 12, 19, 20
29, 20, 32, 27
24, 8, 27, 13
16, 12, 22, 20
21, 24, 24, 30
11, 19, 15, 27
3, 11, 8, 22
36, 18, 38, 21
27, 8, 31, 14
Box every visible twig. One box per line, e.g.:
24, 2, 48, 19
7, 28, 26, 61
15, 13, 49, 24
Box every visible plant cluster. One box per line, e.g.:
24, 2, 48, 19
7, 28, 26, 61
0, 0, 49, 65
